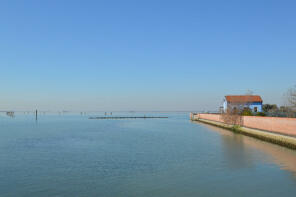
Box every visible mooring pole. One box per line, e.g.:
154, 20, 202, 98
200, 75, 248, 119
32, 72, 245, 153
35, 110, 38, 121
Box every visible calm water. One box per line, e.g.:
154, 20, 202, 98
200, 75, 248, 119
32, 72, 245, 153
1, 112, 296, 197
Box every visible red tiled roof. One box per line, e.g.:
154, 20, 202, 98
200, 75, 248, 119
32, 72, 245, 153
225, 95, 262, 103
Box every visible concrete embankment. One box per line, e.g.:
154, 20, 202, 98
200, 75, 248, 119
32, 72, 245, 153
190, 113, 296, 150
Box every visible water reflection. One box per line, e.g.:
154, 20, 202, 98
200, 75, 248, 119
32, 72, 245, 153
195, 122, 296, 176
220, 133, 256, 169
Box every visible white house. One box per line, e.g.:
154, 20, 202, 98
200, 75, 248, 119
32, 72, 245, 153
223, 95, 263, 113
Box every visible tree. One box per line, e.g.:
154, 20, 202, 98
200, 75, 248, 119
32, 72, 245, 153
280, 106, 289, 112
284, 85, 296, 117
241, 108, 253, 116
221, 108, 243, 126
262, 104, 278, 113
287, 85, 296, 107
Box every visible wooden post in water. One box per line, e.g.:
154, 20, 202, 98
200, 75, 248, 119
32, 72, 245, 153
35, 110, 38, 121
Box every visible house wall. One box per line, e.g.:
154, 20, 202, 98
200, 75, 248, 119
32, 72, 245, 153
192, 113, 296, 136
223, 100, 227, 112
224, 101, 262, 113
248, 103, 262, 112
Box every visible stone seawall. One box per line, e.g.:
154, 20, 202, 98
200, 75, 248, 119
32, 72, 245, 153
191, 113, 296, 136
242, 116, 296, 136
190, 113, 296, 149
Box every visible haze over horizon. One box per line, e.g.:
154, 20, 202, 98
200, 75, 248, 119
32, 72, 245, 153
1, 0, 296, 111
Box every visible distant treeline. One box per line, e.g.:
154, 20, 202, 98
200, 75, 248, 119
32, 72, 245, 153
262, 104, 296, 117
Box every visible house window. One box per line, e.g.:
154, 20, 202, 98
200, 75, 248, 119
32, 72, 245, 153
254, 107, 258, 112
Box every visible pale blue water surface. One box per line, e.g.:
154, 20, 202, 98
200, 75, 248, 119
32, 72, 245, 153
1, 112, 296, 197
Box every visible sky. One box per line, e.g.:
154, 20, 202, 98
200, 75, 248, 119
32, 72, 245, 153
0, 0, 296, 111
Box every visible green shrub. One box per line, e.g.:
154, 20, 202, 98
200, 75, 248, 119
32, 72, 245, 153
241, 108, 253, 116
256, 112, 266, 116
232, 125, 241, 133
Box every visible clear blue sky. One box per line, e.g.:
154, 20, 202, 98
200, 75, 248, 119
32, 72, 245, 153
1, 0, 295, 111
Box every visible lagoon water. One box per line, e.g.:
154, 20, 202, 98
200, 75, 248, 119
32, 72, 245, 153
1, 112, 296, 197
